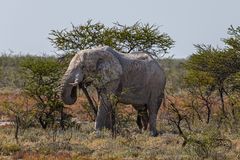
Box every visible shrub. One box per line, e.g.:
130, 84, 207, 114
20, 56, 71, 130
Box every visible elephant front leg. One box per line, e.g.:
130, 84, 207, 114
95, 105, 112, 130
95, 94, 115, 133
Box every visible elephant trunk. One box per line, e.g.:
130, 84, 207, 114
60, 70, 83, 105
61, 84, 77, 105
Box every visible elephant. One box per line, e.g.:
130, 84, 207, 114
60, 46, 166, 136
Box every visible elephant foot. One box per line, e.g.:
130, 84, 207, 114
150, 130, 159, 137
158, 130, 165, 135
95, 130, 101, 138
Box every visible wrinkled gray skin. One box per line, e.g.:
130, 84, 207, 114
61, 46, 166, 136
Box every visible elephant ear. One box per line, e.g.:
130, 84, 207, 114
95, 50, 122, 87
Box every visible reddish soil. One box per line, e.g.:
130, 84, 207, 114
0, 91, 139, 122
0, 91, 229, 123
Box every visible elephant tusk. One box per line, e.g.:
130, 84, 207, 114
69, 82, 78, 86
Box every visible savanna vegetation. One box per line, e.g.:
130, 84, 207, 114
0, 21, 240, 159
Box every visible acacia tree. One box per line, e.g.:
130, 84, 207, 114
49, 20, 174, 58
223, 26, 240, 93
224, 25, 240, 52
21, 56, 71, 129
184, 26, 240, 120
184, 66, 215, 123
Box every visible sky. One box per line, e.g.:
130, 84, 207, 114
0, 0, 239, 58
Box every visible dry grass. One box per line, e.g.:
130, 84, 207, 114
0, 123, 189, 160
0, 121, 239, 160
0, 92, 240, 159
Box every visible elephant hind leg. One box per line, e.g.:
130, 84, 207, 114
133, 105, 149, 131
148, 97, 163, 137
136, 113, 143, 130
141, 109, 149, 130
